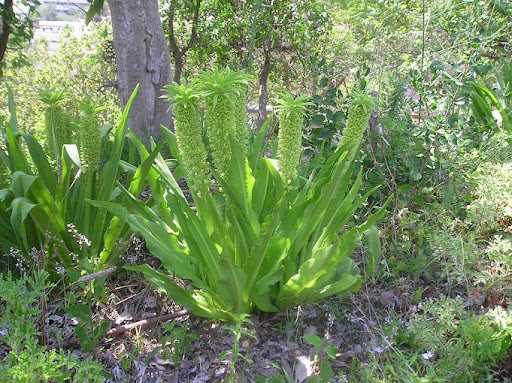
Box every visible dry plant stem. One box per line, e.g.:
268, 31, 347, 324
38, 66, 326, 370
106, 309, 188, 338
76, 267, 118, 284
55, 310, 189, 349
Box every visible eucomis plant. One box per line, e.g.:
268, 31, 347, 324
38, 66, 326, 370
0, 86, 158, 278
93, 69, 388, 322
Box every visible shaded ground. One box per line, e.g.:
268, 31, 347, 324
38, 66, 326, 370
3, 238, 511, 382
38, 266, 435, 382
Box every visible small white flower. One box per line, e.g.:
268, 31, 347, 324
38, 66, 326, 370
422, 351, 435, 361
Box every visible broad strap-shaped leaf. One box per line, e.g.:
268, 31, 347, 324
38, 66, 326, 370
9, 196, 37, 251
166, 192, 222, 284
282, 149, 355, 277
216, 259, 248, 315
93, 86, 139, 247
364, 225, 381, 279
251, 157, 285, 219
9, 171, 38, 197
277, 230, 359, 309
5, 87, 29, 173
248, 118, 271, 169
22, 134, 57, 194
221, 139, 259, 238
97, 140, 165, 265
126, 264, 212, 318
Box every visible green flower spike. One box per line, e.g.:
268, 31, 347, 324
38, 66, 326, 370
166, 83, 210, 194
79, 101, 102, 174
40, 89, 74, 162
199, 69, 251, 180
275, 93, 311, 185
339, 92, 374, 153
232, 72, 253, 155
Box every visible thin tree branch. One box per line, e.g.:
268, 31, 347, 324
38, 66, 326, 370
183, 0, 202, 54
0, 0, 14, 66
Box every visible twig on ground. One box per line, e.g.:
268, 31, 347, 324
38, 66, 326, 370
53, 310, 189, 350
106, 309, 189, 338
75, 267, 118, 284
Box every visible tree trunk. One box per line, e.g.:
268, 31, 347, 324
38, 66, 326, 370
0, 0, 14, 71
107, 0, 172, 142
173, 54, 184, 84
257, 48, 271, 129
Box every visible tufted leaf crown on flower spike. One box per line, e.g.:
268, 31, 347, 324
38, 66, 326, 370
198, 69, 252, 180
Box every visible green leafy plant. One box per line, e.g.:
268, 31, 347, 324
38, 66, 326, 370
467, 162, 512, 236
0, 271, 106, 382
198, 68, 253, 180
304, 334, 338, 382
93, 71, 386, 322
66, 303, 110, 353
469, 61, 512, 135
403, 297, 511, 382
0, 86, 155, 277
158, 322, 198, 365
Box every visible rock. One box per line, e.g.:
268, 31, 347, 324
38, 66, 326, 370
294, 355, 314, 383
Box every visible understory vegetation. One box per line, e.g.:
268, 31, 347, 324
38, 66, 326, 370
1, 0, 512, 382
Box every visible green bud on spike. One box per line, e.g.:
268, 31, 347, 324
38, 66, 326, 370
339, 93, 374, 153
275, 93, 311, 184
232, 75, 253, 154
166, 83, 210, 194
40, 89, 74, 162
199, 69, 253, 180
79, 101, 102, 173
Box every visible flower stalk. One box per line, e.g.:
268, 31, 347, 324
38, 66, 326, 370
79, 101, 101, 174
166, 83, 210, 194
339, 93, 374, 153
275, 93, 311, 184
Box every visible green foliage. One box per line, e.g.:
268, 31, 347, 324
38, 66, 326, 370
405, 297, 511, 382
93, 72, 386, 322
353, 297, 512, 382
0, 0, 40, 74
0, 87, 150, 277
480, 130, 512, 164
161, 0, 331, 87
66, 303, 110, 353
275, 93, 311, 184
474, 234, 512, 297
1, 23, 119, 140
467, 162, 512, 235
304, 334, 337, 382
469, 62, 512, 135
364, 225, 381, 281
159, 323, 198, 365
0, 144, 8, 188
0, 271, 106, 382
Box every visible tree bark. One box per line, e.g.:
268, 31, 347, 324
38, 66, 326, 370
107, 0, 172, 142
257, 47, 271, 129
0, 0, 14, 69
